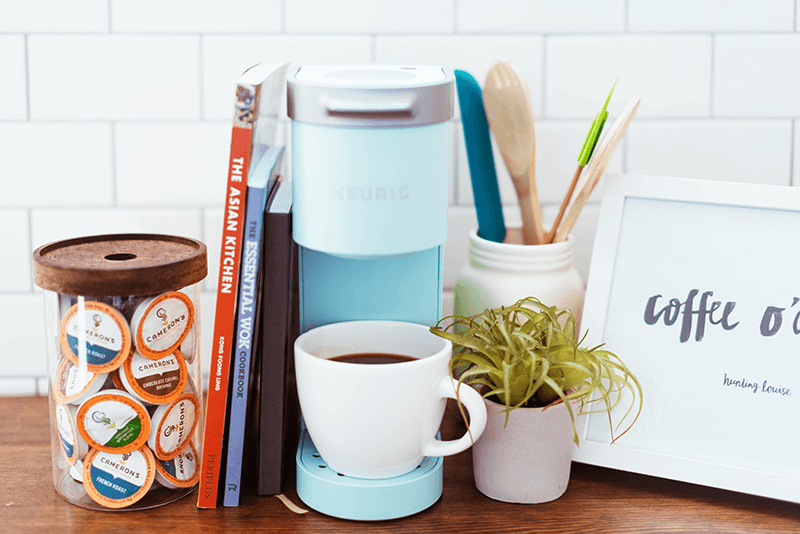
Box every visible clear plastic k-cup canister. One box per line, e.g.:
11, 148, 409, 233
287, 65, 454, 259
32, 234, 207, 510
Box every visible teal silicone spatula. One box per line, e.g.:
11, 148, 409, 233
546, 79, 616, 244
455, 70, 506, 243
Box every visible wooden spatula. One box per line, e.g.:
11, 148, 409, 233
483, 60, 545, 245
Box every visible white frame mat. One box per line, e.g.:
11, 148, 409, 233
573, 174, 800, 504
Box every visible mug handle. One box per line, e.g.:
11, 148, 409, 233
422, 377, 487, 458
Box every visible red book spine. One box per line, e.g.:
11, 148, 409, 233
197, 125, 252, 508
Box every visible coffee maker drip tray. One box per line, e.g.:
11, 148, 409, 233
295, 428, 444, 520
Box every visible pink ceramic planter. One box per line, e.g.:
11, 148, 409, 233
472, 395, 579, 504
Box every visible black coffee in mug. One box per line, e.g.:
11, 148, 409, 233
329, 353, 417, 365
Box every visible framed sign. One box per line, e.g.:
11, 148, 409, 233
573, 174, 800, 504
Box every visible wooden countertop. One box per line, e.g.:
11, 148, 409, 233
2, 395, 799, 533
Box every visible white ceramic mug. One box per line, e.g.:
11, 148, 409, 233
294, 320, 487, 479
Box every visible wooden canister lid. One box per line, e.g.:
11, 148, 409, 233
33, 234, 207, 296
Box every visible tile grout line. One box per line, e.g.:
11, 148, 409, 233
452, 122, 460, 206
445, 4, 462, 204
791, 120, 796, 187
24, 31, 33, 290
198, 34, 205, 120
622, 0, 631, 175
110, 122, 118, 207
23, 33, 30, 121
541, 35, 547, 120
624, 0, 630, 32
709, 34, 715, 119
27, 208, 34, 292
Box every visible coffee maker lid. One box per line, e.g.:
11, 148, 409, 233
287, 65, 454, 127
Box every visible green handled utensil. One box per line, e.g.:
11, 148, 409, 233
546, 79, 616, 244
552, 93, 641, 243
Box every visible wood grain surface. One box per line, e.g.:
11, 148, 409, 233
1, 396, 798, 533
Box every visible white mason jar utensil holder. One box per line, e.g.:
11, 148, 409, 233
454, 228, 585, 321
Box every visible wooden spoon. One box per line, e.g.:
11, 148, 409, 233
552, 95, 641, 243
483, 61, 545, 245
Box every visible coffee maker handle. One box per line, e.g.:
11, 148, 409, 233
422, 377, 487, 458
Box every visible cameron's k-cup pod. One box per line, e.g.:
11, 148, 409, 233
69, 459, 84, 483
119, 349, 188, 406
53, 356, 107, 405
147, 391, 199, 460
109, 366, 126, 391
130, 292, 194, 360
60, 301, 132, 374
76, 390, 150, 455
180, 326, 196, 364
55, 403, 89, 465
154, 440, 199, 489
82, 446, 156, 509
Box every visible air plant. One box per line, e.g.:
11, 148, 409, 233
430, 296, 643, 445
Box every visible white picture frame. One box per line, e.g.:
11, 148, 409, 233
573, 174, 800, 504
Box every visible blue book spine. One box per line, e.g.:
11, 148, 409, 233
223, 146, 283, 507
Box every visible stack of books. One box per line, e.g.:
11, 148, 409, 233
197, 61, 300, 509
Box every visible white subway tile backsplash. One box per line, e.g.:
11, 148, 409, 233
0, 0, 108, 32
629, 0, 795, 32
203, 206, 223, 293
442, 291, 454, 319
36, 377, 49, 395
0, 378, 39, 396
286, 0, 454, 34
116, 122, 231, 206
443, 207, 478, 291
532, 120, 624, 205
3, 4, 800, 393
529, 122, 592, 207
458, 0, 625, 33
714, 35, 800, 118
0, 36, 27, 120
28, 35, 200, 120
0, 294, 48, 376
0, 123, 113, 207
562, 202, 601, 283
30, 208, 203, 254
376, 35, 544, 117
794, 121, 800, 187
627, 120, 792, 185
546, 35, 712, 119
0, 210, 32, 293
455, 119, 623, 209
202, 35, 372, 120
111, 0, 282, 33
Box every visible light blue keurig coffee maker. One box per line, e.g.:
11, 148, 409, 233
287, 65, 455, 520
